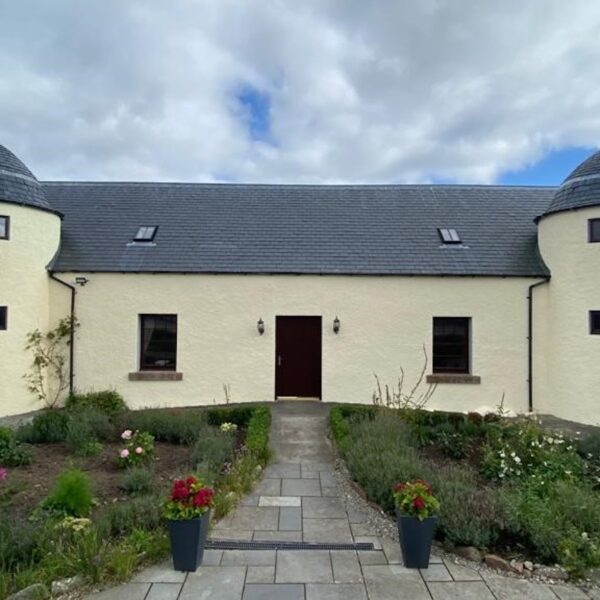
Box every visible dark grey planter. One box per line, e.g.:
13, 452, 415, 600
168, 510, 210, 572
396, 509, 437, 569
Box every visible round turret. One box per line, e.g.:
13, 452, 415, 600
0, 145, 53, 211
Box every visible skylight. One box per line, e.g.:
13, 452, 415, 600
438, 228, 461, 244
134, 226, 158, 242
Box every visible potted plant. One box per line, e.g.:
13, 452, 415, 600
164, 475, 214, 571
393, 479, 440, 568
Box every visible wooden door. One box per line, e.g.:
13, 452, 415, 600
275, 316, 322, 398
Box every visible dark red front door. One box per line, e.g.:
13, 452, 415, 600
275, 316, 322, 398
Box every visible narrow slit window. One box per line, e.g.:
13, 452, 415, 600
591, 311, 600, 335
0, 216, 9, 240
589, 219, 600, 243
0, 307, 7, 330
433, 317, 471, 374
139, 314, 177, 370
438, 228, 461, 244
134, 226, 158, 242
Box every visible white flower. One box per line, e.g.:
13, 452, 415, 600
121, 430, 133, 440
588, 453, 593, 459
514, 456, 521, 464
510, 452, 516, 458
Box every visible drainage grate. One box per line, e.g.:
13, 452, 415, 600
207, 539, 375, 551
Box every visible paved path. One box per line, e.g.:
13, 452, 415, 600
91, 402, 596, 600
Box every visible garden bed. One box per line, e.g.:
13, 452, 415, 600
0, 392, 271, 599
330, 404, 600, 581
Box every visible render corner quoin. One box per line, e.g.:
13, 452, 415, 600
1, 142, 599, 424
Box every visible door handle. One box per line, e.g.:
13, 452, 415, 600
277, 355, 282, 367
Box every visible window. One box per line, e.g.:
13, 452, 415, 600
433, 317, 470, 373
0, 216, 9, 240
589, 219, 600, 243
591, 311, 600, 335
0, 307, 6, 330
134, 226, 157, 242
140, 314, 177, 370
438, 228, 461, 244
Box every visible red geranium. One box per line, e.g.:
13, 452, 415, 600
392, 480, 439, 521
164, 475, 214, 520
412, 496, 425, 511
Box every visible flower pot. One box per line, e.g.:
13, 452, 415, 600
168, 510, 210, 572
396, 510, 437, 569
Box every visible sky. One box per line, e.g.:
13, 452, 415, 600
1, 1, 600, 186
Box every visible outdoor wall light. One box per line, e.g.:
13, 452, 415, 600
74, 276, 89, 287
257, 318, 265, 335
333, 316, 340, 334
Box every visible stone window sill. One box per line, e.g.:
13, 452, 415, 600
128, 371, 183, 382
426, 373, 481, 384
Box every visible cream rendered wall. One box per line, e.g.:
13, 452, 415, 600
536, 206, 600, 425
62, 272, 535, 413
0, 203, 63, 416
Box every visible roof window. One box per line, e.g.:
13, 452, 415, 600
134, 226, 158, 242
438, 228, 461, 244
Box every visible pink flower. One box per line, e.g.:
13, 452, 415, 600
120, 449, 130, 459
0, 468, 7, 482
135, 447, 143, 455
121, 430, 133, 440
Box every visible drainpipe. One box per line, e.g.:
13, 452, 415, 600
527, 277, 550, 413
49, 273, 76, 396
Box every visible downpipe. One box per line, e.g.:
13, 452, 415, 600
527, 277, 550, 413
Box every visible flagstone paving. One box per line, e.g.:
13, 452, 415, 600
88, 402, 597, 599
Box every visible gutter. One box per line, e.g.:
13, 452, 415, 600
48, 273, 76, 396
527, 277, 550, 412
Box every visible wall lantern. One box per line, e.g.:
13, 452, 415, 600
333, 316, 340, 334
257, 318, 265, 335
74, 276, 89, 287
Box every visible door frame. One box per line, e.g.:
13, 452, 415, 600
274, 315, 323, 400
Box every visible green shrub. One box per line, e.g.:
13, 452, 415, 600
0, 426, 31, 466
121, 467, 154, 496
245, 406, 271, 463
65, 389, 127, 416
116, 409, 205, 445
0, 514, 46, 572
96, 495, 163, 538
42, 468, 93, 517
17, 410, 69, 444
206, 406, 255, 427
190, 425, 234, 482
65, 413, 103, 457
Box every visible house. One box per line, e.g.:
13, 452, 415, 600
0, 144, 599, 423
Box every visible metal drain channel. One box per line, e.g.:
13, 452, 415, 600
207, 539, 375, 552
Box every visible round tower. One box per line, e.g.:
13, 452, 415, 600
536, 151, 600, 424
0, 145, 63, 415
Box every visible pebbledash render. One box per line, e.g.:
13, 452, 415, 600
0, 144, 599, 423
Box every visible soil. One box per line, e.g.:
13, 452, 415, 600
2, 441, 193, 519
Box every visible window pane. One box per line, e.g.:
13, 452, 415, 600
433, 317, 470, 373
140, 314, 177, 370
0, 307, 7, 330
591, 311, 600, 335
590, 220, 600, 243
0, 217, 7, 239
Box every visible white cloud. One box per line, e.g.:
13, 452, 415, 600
0, 0, 599, 183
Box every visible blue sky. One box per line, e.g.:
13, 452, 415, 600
499, 147, 596, 186
236, 86, 272, 144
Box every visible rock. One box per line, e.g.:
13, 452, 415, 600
510, 559, 524, 573
51, 576, 83, 596
455, 546, 483, 563
535, 565, 569, 581
6, 583, 50, 600
484, 553, 512, 572
524, 560, 534, 571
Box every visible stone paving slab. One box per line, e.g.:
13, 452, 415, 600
330, 550, 362, 583
302, 496, 347, 518
303, 518, 353, 543
253, 530, 303, 542
420, 563, 453, 582
483, 572, 559, 600
145, 583, 181, 600
263, 463, 301, 479
443, 560, 482, 581
88, 583, 151, 600
276, 550, 333, 583
179, 566, 246, 600
428, 581, 497, 600
282, 478, 322, 496
220, 549, 276, 566
132, 562, 186, 583
243, 583, 305, 600
213, 506, 280, 531
246, 566, 276, 584
279, 506, 302, 531
362, 565, 431, 600
552, 586, 592, 600
258, 495, 301, 507
306, 583, 368, 600
254, 478, 282, 495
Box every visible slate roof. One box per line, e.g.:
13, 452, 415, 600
540, 150, 600, 219
42, 181, 555, 277
0, 145, 52, 211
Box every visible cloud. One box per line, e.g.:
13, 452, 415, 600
0, 0, 599, 183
